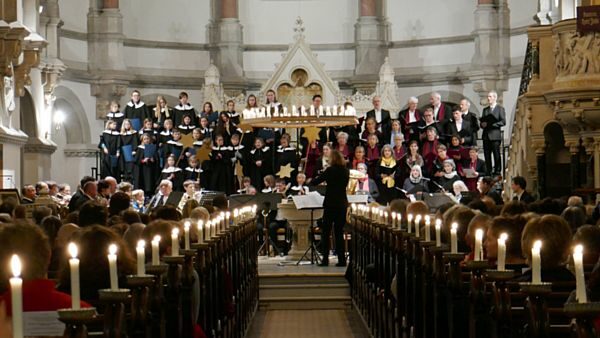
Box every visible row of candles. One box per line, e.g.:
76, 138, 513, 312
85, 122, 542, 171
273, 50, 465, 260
7, 206, 257, 338
349, 203, 589, 304
241, 104, 356, 120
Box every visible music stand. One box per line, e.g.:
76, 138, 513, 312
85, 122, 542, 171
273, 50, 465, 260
254, 193, 286, 256
423, 193, 456, 212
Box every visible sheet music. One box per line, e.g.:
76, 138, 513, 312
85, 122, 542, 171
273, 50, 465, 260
347, 195, 369, 204
23, 311, 65, 336
462, 168, 478, 178
291, 191, 324, 209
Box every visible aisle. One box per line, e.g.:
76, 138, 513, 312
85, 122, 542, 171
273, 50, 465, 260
246, 309, 369, 338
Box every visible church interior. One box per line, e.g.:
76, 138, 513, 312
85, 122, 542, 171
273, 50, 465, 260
2, 0, 600, 337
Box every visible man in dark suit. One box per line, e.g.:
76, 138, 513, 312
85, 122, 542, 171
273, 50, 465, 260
147, 179, 179, 212
366, 95, 391, 143
398, 96, 421, 143
480, 91, 506, 175
68, 176, 96, 212
445, 107, 473, 145
429, 92, 451, 125
418, 108, 442, 143
71, 181, 97, 211
460, 99, 479, 145
511, 176, 535, 204
20, 185, 36, 204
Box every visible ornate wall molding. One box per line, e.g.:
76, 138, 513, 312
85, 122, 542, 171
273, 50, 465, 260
64, 147, 99, 157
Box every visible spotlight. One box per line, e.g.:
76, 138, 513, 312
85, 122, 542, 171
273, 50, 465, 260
53, 110, 65, 125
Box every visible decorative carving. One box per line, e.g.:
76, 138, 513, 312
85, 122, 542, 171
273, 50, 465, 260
90, 82, 128, 119
293, 17, 305, 41
202, 63, 225, 110
64, 148, 100, 158
554, 31, 600, 76
530, 139, 547, 156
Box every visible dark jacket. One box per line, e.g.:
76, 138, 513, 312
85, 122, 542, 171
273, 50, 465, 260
481, 105, 506, 141
366, 109, 392, 141
513, 191, 535, 204
445, 119, 473, 145
311, 165, 349, 208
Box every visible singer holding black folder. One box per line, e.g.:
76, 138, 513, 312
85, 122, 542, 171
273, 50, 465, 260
402, 164, 429, 194
310, 150, 350, 267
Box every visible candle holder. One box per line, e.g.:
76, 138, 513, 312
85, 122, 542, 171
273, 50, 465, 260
465, 260, 491, 271
518, 282, 552, 295
519, 282, 553, 338
564, 301, 600, 336
144, 263, 168, 338
126, 275, 154, 337
145, 263, 168, 276
57, 307, 97, 338
485, 269, 516, 281
443, 252, 465, 291
98, 288, 131, 338
430, 245, 448, 281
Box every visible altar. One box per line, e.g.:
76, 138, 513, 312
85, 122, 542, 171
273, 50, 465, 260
277, 199, 323, 259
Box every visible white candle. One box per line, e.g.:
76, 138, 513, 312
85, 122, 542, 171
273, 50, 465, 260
424, 216, 431, 242
474, 229, 483, 261
407, 214, 413, 233
531, 240, 542, 284
396, 213, 401, 228
341, 105, 346, 115
171, 228, 180, 256
497, 233, 507, 271
211, 221, 216, 238
207, 221, 212, 238
108, 244, 119, 290
152, 236, 160, 265
197, 220, 204, 244
435, 219, 442, 247
450, 223, 458, 253
574, 244, 587, 303
10, 255, 23, 338
184, 221, 191, 250
310, 105, 315, 116
326, 106, 331, 116
274, 105, 279, 116
332, 105, 338, 115
391, 212, 396, 227
384, 211, 389, 225
300, 105, 305, 116
233, 209, 239, 224
136, 240, 146, 275
68, 243, 80, 309
319, 105, 323, 116
226, 211, 231, 228
415, 215, 421, 238
283, 106, 288, 117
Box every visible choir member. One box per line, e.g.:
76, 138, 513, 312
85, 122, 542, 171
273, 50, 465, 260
365, 95, 391, 142
187, 128, 204, 156
365, 134, 381, 179
225, 99, 240, 125
231, 133, 248, 184
106, 101, 125, 130
447, 135, 467, 174
276, 133, 298, 184
388, 120, 403, 146
339, 102, 361, 148
123, 90, 150, 130
314, 142, 332, 178
400, 140, 424, 182
215, 111, 239, 146
402, 164, 429, 194
393, 133, 406, 160
209, 134, 234, 195
153, 95, 173, 127
177, 180, 197, 214
418, 108, 442, 143
173, 91, 196, 127
361, 117, 383, 147
162, 129, 184, 168
481, 90, 506, 175
259, 90, 283, 147
421, 127, 440, 175
135, 133, 159, 196
463, 147, 486, 191
398, 96, 421, 143
249, 137, 272, 190
429, 92, 451, 124
355, 162, 379, 202
377, 145, 398, 204
437, 159, 460, 192
120, 119, 139, 183
446, 108, 473, 146
265, 89, 281, 109
460, 98, 479, 147
237, 177, 252, 194
200, 101, 219, 128
262, 175, 276, 193
177, 114, 196, 135
184, 155, 202, 183
140, 118, 158, 141
99, 120, 121, 179
304, 140, 321, 179
335, 132, 352, 162
431, 144, 449, 180
351, 145, 367, 170
289, 173, 310, 196
241, 95, 258, 149
312, 95, 333, 144
161, 155, 184, 192
158, 119, 173, 146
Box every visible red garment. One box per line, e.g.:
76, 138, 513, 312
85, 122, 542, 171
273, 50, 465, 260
337, 145, 352, 161
352, 158, 366, 169
393, 145, 406, 161
304, 146, 321, 179
464, 159, 479, 191
0, 279, 91, 316
422, 139, 439, 174
366, 145, 380, 179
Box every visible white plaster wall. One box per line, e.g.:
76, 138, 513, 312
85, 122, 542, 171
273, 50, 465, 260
387, 0, 475, 41
388, 42, 475, 69
58, 0, 87, 33
510, 33, 529, 62
240, 0, 358, 44
50, 128, 96, 190
508, 0, 538, 28
123, 47, 210, 71
243, 49, 354, 74
120, 0, 210, 43
59, 37, 88, 64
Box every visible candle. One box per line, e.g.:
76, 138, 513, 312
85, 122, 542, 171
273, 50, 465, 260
407, 214, 413, 233
341, 105, 346, 115
415, 215, 421, 238
197, 220, 204, 244
171, 228, 180, 256
384, 211, 389, 225
184, 221, 191, 250
531, 240, 542, 284
136, 240, 146, 275
152, 235, 160, 265
310, 105, 315, 116
319, 105, 323, 116
207, 221, 212, 238
300, 105, 305, 116
424, 216, 431, 242
450, 223, 458, 253
226, 211, 231, 228
211, 221, 216, 238
435, 219, 442, 247
10, 255, 23, 338
474, 229, 483, 261
108, 244, 119, 290
332, 105, 338, 115
68, 243, 80, 309
391, 212, 396, 227
283, 106, 288, 117
274, 105, 279, 116
497, 233, 507, 271
326, 106, 331, 116
574, 244, 587, 303
396, 213, 401, 228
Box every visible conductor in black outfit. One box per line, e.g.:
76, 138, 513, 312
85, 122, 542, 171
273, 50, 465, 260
481, 90, 506, 175
310, 150, 350, 267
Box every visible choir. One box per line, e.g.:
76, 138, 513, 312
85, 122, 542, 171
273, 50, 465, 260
99, 90, 501, 206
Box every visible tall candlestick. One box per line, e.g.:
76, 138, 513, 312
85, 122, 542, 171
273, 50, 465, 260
274, 105, 279, 116
450, 223, 458, 253
391, 212, 396, 227
424, 217, 431, 242
435, 219, 442, 247
197, 220, 204, 244
407, 214, 413, 233
384, 211, 389, 225
171, 228, 180, 256
136, 240, 146, 275
184, 221, 191, 250
68, 243, 80, 309
474, 229, 483, 261
531, 240, 542, 284
415, 215, 421, 238
497, 233, 507, 271
108, 244, 119, 290
319, 105, 323, 116
574, 244, 587, 303
300, 105, 306, 116
152, 236, 160, 265
226, 212, 231, 228
310, 105, 315, 116
233, 209, 239, 224
10, 254, 23, 338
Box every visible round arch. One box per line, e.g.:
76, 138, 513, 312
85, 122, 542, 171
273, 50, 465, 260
53, 86, 91, 144
20, 89, 37, 138
405, 91, 481, 115
543, 122, 571, 197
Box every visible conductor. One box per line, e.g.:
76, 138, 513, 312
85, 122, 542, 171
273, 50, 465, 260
310, 150, 350, 267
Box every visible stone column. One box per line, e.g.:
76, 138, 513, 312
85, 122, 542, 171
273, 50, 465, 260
87, 0, 129, 118
532, 140, 546, 199
565, 137, 581, 191
209, 0, 244, 89
594, 137, 600, 190
353, 0, 389, 88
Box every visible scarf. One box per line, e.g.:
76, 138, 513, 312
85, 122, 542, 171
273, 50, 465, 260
359, 177, 370, 192
409, 175, 422, 184
380, 156, 396, 188
444, 171, 458, 179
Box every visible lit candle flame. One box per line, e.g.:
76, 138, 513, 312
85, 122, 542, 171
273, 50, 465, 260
198, 220, 204, 230
152, 235, 161, 243
451, 222, 458, 231
11, 254, 21, 278
475, 229, 483, 240
108, 244, 118, 255
435, 219, 442, 227
172, 228, 179, 236
137, 240, 146, 249
184, 221, 191, 230
574, 244, 583, 255
533, 240, 542, 251
499, 233, 508, 242
68, 242, 78, 259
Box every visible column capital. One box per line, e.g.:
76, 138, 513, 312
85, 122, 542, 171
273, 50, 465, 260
531, 139, 547, 156
564, 137, 581, 155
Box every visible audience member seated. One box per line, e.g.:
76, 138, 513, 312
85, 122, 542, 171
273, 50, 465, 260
511, 175, 535, 204
500, 200, 528, 216
572, 224, 600, 265
20, 185, 36, 204
561, 205, 587, 232
79, 200, 108, 227
484, 216, 528, 271
109, 191, 131, 217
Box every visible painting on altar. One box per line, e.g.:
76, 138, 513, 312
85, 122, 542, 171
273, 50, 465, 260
277, 68, 322, 108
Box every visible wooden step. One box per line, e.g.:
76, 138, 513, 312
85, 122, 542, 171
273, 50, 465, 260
259, 273, 347, 286
259, 296, 352, 310
260, 283, 350, 298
